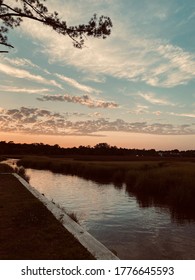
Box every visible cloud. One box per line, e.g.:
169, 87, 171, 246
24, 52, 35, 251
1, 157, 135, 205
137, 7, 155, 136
139, 92, 175, 106
56, 74, 101, 94
3, 57, 39, 68
37, 94, 119, 109
0, 85, 50, 94
170, 112, 195, 118
0, 107, 194, 136
129, 104, 149, 114
18, 0, 195, 88
0, 62, 63, 89
83, 75, 106, 84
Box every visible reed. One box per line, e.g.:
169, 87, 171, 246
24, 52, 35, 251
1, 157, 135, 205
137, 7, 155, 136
67, 212, 79, 224
127, 164, 195, 207
14, 166, 30, 182
0, 162, 30, 182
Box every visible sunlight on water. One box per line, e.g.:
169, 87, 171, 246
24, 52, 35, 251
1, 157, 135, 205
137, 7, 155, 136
26, 168, 195, 260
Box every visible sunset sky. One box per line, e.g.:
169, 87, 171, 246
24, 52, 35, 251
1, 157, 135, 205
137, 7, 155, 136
0, 0, 195, 150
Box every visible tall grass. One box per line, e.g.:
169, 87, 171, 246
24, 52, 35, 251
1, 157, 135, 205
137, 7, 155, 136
18, 156, 128, 184
14, 166, 30, 182
0, 162, 30, 182
126, 165, 195, 207
0, 163, 14, 173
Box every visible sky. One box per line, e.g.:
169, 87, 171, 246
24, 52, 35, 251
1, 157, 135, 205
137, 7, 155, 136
0, 0, 195, 150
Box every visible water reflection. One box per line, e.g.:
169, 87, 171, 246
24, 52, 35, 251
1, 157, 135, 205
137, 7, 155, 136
125, 189, 195, 223
26, 168, 195, 260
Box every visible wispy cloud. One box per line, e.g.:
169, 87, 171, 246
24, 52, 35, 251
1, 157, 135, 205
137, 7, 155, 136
129, 104, 149, 114
83, 75, 106, 84
139, 92, 175, 106
56, 74, 101, 94
0, 0, 194, 150
0, 85, 50, 94
0, 62, 63, 89
3, 57, 39, 68
170, 112, 195, 118
19, 0, 195, 89
37, 94, 119, 109
188, 11, 195, 21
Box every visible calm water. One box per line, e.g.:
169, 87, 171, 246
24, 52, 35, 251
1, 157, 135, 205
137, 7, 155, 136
25, 168, 195, 260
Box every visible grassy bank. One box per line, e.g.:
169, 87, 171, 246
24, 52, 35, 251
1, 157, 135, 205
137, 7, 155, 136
0, 174, 94, 259
0, 162, 30, 182
0, 163, 15, 173
17, 156, 195, 217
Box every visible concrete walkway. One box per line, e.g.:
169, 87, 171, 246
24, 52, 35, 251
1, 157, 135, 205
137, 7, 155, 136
0, 173, 118, 260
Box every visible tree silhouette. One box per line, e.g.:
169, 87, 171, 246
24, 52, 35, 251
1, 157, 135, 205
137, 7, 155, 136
94, 142, 110, 150
0, 0, 112, 53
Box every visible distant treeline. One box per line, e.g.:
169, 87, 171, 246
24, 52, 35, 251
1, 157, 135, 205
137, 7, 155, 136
0, 141, 195, 158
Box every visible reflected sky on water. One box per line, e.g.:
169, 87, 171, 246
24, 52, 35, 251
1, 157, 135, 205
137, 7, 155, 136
25, 168, 195, 259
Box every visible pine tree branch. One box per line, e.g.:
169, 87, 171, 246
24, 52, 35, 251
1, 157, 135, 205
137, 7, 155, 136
0, 12, 46, 24
0, 0, 112, 53
22, 0, 46, 19
0, 41, 14, 48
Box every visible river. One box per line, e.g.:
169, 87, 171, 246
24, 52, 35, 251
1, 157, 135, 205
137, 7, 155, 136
24, 168, 195, 260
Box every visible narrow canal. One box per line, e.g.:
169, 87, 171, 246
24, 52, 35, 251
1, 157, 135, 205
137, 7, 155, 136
25, 168, 195, 260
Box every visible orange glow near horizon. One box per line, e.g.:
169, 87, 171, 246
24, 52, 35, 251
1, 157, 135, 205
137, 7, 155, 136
1, 132, 195, 151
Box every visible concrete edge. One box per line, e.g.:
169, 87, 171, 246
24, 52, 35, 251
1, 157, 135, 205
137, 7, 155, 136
13, 173, 119, 260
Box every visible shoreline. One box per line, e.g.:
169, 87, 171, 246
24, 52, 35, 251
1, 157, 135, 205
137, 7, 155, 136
0, 170, 118, 260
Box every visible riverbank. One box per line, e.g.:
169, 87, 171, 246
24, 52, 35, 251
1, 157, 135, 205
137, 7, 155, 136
16, 156, 195, 218
0, 172, 96, 260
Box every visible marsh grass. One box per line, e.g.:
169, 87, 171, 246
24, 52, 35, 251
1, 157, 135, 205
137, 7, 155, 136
51, 200, 80, 224
125, 163, 195, 221
17, 156, 195, 214
0, 163, 14, 173
67, 212, 79, 224
15, 166, 30, 182
0, 162, 30, 182
127, 165, 195, 205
